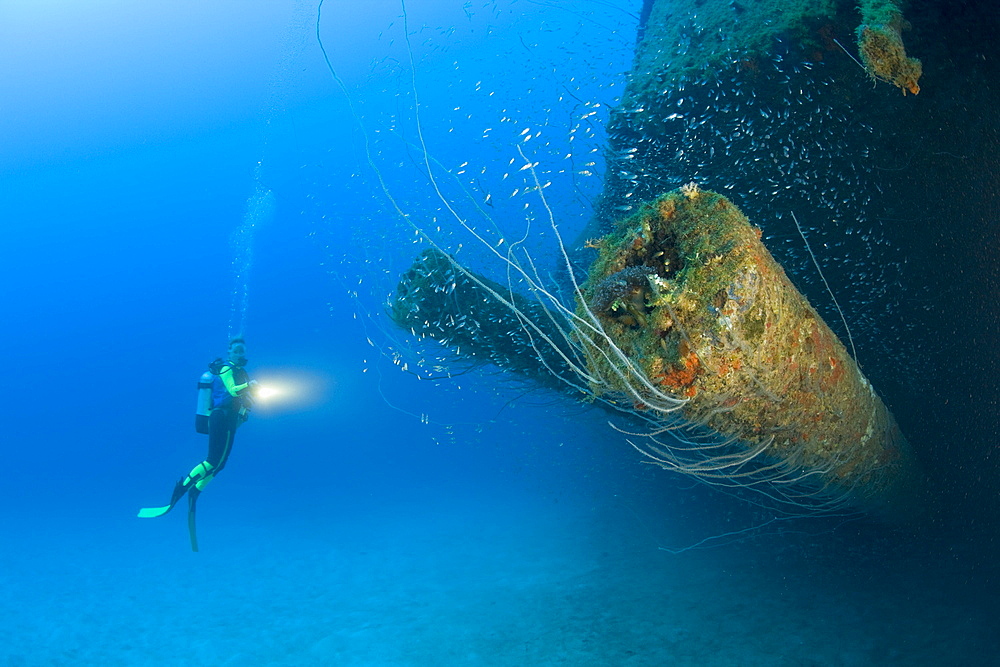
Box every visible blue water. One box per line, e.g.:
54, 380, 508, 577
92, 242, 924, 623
1, 1, 997, 665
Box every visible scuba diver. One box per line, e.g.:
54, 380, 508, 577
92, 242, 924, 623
138, 337, 258, 549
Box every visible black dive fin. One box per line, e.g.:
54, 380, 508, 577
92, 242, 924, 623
187, 489, 200, 552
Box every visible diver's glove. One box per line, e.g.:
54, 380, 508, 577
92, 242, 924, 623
239, 380, 260, 408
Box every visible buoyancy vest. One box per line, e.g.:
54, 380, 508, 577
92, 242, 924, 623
208, 358, 251, 411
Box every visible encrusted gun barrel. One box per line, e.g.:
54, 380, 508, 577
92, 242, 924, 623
578, 186, 921, 513
389, 188, 922, 514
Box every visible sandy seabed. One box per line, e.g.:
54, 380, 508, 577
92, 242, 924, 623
1, 490, 996, 667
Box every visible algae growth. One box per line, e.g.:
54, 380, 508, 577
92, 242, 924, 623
578, 185, 918, 509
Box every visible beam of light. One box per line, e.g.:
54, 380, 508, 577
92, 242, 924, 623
251, 368, 331, 413
254, 384, 281, 400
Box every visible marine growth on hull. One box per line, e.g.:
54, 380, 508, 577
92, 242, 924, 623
389, 0, 929, 516
391, 187, 921, 515
577, 186, 919, 512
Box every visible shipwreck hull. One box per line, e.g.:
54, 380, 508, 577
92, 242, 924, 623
388, 0, 931, 516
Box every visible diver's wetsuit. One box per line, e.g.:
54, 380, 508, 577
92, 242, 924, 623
178, 359, 252, 497
203, 359, 251, 477
138, 358, 253, 519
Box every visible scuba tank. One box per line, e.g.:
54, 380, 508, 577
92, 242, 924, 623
195, 358, 253, 431
195, 370, 214, 434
